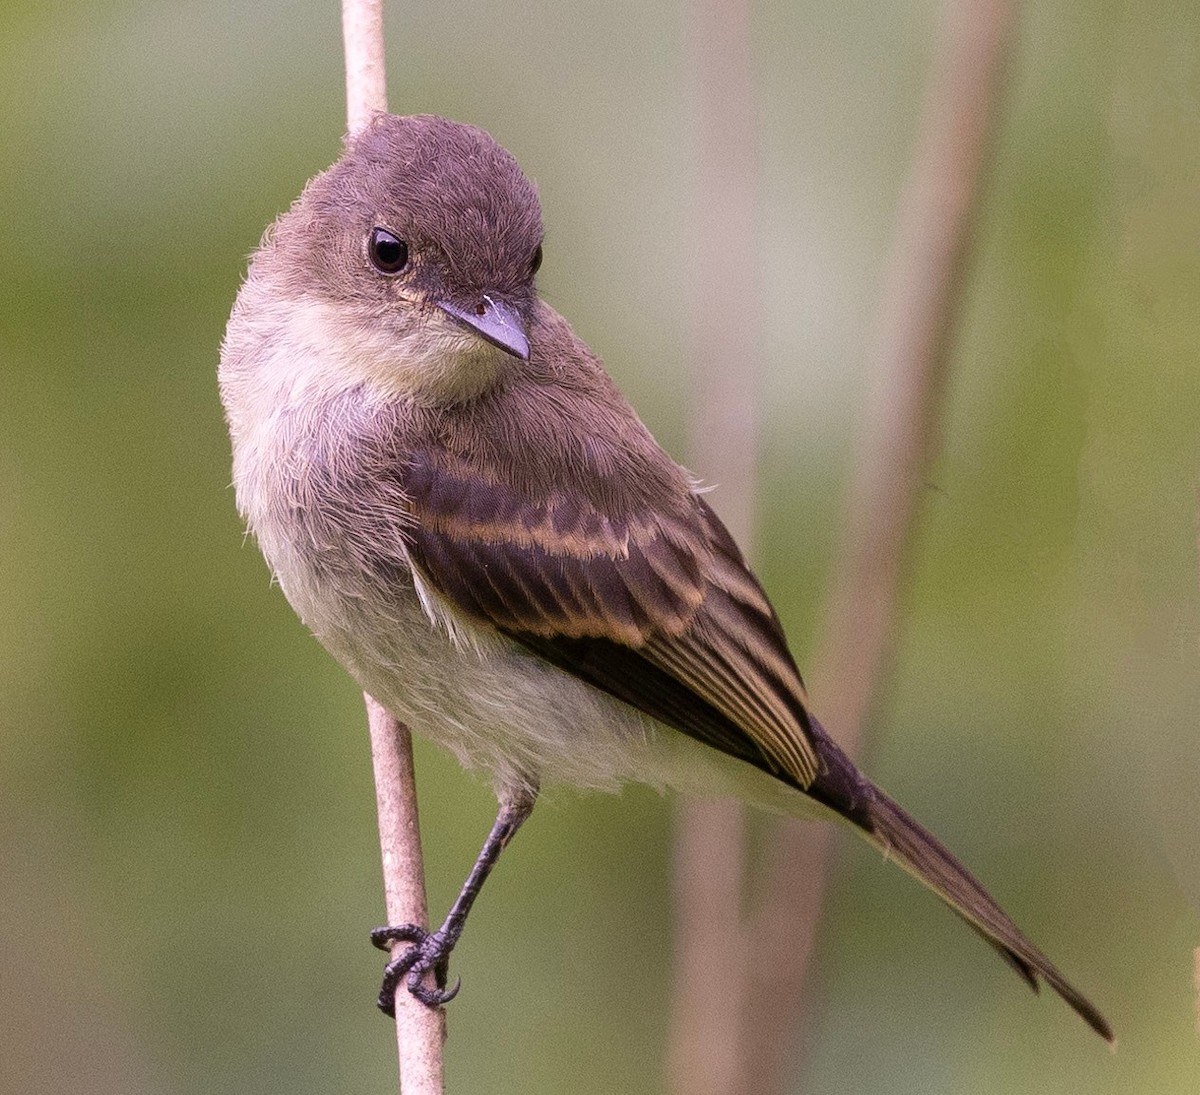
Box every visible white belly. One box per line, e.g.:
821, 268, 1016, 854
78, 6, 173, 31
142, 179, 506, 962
225, 378, 814, 814
278, 541, 655, 794
255, 527, 814, 818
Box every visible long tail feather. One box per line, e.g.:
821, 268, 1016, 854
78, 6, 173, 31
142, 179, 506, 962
863, 786, 1114, 1044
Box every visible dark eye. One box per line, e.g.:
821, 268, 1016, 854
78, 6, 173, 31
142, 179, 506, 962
369, 227, 408, 274
531, 243, 543, 275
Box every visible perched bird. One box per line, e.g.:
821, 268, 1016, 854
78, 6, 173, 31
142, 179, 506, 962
219, 113, 1111, 1042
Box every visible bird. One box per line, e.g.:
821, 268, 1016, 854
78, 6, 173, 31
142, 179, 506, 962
218, 112, 1111, 1042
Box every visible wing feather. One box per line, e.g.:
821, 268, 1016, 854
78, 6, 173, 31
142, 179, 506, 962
346, 341, 1111, 1039
397, 442, 821, 789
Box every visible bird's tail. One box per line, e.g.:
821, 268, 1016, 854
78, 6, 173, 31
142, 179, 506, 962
859, 784, 1114, 1044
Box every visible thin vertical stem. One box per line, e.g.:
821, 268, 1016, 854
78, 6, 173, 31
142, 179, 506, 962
743, 2, 1018, 1090
668, 0, 759, 1092
365, 695, 445, 1094
342, 2, 445, 1090
1193, 945, 1200, 1036
342, 0, 386, 133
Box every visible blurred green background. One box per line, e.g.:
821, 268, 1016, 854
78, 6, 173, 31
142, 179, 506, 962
1, 0, 1197, 1092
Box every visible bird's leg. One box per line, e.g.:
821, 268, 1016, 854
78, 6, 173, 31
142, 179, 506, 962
371, 783, 537, 1013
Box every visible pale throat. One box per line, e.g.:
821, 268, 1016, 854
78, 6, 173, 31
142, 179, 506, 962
281, 295, 513, 405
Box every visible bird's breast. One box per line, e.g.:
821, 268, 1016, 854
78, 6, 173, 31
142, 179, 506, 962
224, 367, 814, 810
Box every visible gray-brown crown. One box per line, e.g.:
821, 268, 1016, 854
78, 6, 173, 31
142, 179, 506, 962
265, 114, 544, 307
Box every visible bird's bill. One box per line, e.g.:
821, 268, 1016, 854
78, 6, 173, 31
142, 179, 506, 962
438, 296, 530, 360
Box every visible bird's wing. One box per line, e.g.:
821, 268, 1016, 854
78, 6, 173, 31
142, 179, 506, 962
383, 391, 1113, 1043
396, 442, 822, 790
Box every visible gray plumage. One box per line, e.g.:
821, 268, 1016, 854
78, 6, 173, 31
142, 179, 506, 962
219, 113, 1111, 1042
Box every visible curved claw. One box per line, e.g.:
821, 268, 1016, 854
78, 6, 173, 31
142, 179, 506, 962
368, 790, 537, 1017
372, 924, 460, 1016
409, 972, 461, 1007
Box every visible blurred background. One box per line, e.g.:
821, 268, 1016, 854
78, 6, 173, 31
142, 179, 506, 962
1, 0, 1197, 1092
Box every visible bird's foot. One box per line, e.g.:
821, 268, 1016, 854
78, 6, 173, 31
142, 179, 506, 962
370, 923, 461, 1015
